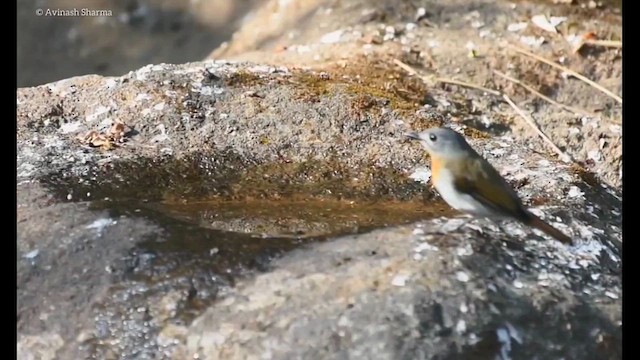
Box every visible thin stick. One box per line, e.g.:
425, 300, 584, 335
493, 70, 599, 118
393, 59, 502, 96
502, 94, 572, 163
435, 78, 503, 96
393, 58, 574, 163
584, 39, 622, 48
393, 58, 421, 77
506, 44, 622, 104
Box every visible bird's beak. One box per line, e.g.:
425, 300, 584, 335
405, 132, 421, 140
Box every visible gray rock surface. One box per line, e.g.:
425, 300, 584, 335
179, 219, 621, 360
17, 58, 622, 360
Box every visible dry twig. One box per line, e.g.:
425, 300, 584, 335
502, 95, 572, 163
506, 44, 622, 104
393, 58, 421, 77
393, 59, 501, 95
394, 58, 574, 163
583, 39, 622, 48
492, 70, 598, 117
435, 78, 502, 96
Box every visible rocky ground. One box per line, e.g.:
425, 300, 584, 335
17, 0, 621, 359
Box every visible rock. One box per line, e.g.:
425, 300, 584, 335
150, 290, 190, 323
174, 218, 620, 359
17, 53, 621, 360
157, 324, 189, 351
17, 333, 64, 360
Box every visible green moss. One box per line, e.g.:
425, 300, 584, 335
259, 136, 271, 145
288, 72, 333, 103
462, 127, 492, 139
216, 57, 486, 134
225, 70, 263, 87
283, 57, 426, 112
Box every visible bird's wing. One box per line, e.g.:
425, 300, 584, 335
452, 156, 526, 218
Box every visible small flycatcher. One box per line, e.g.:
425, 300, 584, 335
406, 127, 573, 245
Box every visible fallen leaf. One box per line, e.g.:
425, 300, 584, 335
76, 120, 132, 150
520, 35, 546, 47
109, 121, 131, 143
531, 14, 567, 33
76, 131, 92, 142
507, 22, 528, 32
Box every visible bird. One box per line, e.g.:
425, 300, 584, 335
406, 127, 573, 245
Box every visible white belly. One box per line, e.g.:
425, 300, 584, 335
434, 169, 494, 217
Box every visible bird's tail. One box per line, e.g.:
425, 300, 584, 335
525, 212, 573, 245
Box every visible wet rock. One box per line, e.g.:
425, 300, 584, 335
150, 290, 190, 323
157, 324, 189, 353
176, 219, 621, 360
17, 332, 64, 360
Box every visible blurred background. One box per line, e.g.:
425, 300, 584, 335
17, 0, 261, 87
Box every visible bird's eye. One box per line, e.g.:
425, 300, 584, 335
429, 134, 437, 142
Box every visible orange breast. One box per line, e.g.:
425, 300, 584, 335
430, 155, 443, 185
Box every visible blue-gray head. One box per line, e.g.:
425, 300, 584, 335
406, 127, 474, 159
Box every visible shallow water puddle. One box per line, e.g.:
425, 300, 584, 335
113, 197, 455, 279
98, 197, 456, 279
144, 198, 454, 239
91, 197, 455, 325
119, 197, 455, 277
41, 155, 457, 325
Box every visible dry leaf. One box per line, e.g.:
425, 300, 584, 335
76, 130, 95, 142
507, 22, 528, 32
109, 121, 131, 143
520, 35, 546, 47
76, 121, 131, 150
531, 14, 567, 33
